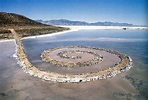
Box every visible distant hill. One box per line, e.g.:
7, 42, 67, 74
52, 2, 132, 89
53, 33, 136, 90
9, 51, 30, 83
37, 19, 89, 26
0, 12, 46, 26
36, 19, 135, 26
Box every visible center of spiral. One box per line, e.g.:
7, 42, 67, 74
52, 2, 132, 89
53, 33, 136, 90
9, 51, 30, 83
57, 50, 82, 59
41, 46, 103, 67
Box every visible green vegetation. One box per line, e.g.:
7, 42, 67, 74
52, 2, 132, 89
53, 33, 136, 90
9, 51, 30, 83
0, 26, 69, 39
16, 27, 69, 38
0, 30, 12, 39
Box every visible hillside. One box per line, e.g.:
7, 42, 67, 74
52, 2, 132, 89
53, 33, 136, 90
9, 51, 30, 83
0, 12, 69, 39
36, 19, 135, 26
0, 12, 45, 26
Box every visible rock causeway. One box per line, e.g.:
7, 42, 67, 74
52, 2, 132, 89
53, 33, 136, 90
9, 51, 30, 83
9, 29, 133, 83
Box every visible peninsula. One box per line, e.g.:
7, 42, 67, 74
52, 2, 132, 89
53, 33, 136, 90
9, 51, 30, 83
0, 12, 69, 39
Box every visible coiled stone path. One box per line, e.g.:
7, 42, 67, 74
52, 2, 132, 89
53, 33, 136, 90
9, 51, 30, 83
9, 29, 133, 83
41, 46, 104, 67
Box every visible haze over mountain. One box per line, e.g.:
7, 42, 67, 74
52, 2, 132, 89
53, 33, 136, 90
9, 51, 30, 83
36, 19, 138, 26
0, 12, 140, 27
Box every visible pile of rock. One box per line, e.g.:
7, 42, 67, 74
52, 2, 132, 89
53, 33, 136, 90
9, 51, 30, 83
41, 48, 103, 67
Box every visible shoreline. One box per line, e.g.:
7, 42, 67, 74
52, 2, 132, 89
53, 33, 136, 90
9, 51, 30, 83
0, 26, 147, 42
0, 27, 77, 42
21, 25, 148, 40
0, 39, 15, 42
61, 25, 148, 30
21, 28, 78, 40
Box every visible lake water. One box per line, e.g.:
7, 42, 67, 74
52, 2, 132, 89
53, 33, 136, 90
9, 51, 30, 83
22, 29, 148, 99
22, 29, 148, 65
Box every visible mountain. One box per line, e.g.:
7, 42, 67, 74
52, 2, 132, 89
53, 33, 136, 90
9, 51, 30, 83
0, 12, 69, 39
90, 22, 134, 26
0, 12, 46, 26
36, 19, 135, 26
36, 19, 89, 26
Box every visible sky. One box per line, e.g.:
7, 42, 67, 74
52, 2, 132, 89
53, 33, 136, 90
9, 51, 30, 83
0, 0, 147, 26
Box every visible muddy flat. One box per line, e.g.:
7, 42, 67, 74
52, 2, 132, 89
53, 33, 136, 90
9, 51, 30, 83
0, 41, 139, 100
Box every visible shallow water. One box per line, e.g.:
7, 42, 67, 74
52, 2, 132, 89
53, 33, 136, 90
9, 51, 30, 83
22, 29, 148, 66
22, 29, 148, 99
0, 29, 148, 100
